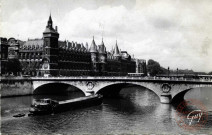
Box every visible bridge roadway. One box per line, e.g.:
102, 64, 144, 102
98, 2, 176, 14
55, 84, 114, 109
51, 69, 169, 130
29, 76, 212, 104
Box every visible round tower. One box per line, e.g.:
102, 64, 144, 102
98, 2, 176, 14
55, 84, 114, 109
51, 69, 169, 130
89, 36, 98, 75
98, 38, 107, 75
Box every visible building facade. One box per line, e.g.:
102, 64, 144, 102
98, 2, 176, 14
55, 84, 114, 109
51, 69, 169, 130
134, 59, 147, 75
1, 15, 147, 77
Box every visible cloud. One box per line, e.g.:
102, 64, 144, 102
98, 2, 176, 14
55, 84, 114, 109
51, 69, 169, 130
1, 0, 212, 72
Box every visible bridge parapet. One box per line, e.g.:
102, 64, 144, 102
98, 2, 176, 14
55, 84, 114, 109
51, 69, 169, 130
29, 76, 212, 104
30, 76, 212, 83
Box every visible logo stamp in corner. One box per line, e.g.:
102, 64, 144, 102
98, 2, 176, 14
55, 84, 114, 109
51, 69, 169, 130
175, 99, 208, 131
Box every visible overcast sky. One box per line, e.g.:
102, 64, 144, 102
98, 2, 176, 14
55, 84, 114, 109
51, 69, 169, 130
1, 0, 212, 72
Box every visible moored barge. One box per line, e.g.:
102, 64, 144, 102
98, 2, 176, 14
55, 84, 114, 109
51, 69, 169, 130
29, 94, 103, 115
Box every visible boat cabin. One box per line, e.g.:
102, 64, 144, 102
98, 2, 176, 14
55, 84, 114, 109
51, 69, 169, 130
33, 98, 58, 106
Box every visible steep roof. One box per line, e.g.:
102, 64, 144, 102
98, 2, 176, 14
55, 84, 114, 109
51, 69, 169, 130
20, 39, 43, 51
89, 37, 98, 53
114, 40, 120, 57
98, 38, 106, 54
23, 39, 43, 47
43, 14, 58, 34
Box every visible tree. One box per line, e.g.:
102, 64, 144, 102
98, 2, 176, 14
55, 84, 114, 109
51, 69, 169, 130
147, 59, 163, 76
6, 59, 22, 76
208, 72, 212, 75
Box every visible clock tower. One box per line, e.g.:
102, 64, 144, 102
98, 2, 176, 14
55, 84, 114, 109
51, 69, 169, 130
41, 14, 59, 76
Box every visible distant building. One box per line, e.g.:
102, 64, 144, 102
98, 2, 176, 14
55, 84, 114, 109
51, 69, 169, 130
7, 38, 23, 59
0, 38, 8, 75
134, 59, 147, 75
1, 15, 146, 77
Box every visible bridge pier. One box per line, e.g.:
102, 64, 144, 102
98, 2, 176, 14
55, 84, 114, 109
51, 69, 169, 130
85, 90, 94, 96
160, 94, 172, 104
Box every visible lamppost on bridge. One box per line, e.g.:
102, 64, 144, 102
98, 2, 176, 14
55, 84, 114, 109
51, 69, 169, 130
177, 68, 178, 78
168, 67, 170, 78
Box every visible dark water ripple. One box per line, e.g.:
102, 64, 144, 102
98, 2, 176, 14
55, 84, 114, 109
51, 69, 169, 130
1, 87, 212, 134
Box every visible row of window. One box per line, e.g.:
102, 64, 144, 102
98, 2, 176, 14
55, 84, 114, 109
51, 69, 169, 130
58, 55, 91, 62
59, 63, 91, 70
20, 45, 43, 50
19, 53, 43, 59
59, 48, 88, 53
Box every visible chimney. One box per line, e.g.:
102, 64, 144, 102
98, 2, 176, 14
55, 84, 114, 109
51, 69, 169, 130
66, 40, 69, 47
86, 42, 88, 50
55, 26, 58, 32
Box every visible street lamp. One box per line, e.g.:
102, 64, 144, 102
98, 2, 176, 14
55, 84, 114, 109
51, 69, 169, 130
168, 67, 170, 78
177, 68, 178, 78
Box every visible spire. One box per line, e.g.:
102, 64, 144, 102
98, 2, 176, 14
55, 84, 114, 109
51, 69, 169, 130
101, 37, 104, 46
49, 13, 52, 22
89, 36, 97, 53
47, 13, 53, 28
99, 37, 106, 54
43, 14, 59, 37
114, 40, 120, 57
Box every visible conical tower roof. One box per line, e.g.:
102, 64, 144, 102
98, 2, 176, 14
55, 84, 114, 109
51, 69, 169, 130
89, 36, 97, 53
43, 14, 58, 35
99, 38, 106, 54
48, 14, 52, 23
114, 40, 120, 57
47, 14, 53, 28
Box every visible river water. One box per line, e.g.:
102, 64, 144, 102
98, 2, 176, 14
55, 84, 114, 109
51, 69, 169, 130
1, 86, 212, 134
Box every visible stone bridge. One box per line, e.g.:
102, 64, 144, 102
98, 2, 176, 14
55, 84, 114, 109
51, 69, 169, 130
31, 76, 212, 104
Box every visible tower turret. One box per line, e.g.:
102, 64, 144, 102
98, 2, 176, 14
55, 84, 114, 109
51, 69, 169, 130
89, 37, 98, 75
98, 38, 107, 75
89, 36, 97, 53
114, 40, 121, 59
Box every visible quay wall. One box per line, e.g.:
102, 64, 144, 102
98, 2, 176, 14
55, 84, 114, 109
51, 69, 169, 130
0, 77, 81, 97
1, 78, 33, 97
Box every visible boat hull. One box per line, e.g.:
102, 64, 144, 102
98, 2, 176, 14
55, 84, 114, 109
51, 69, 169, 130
29, 95, 103, 115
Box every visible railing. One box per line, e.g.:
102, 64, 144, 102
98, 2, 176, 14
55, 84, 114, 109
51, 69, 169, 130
1, 76, 212, 82
29, 76, 212, 82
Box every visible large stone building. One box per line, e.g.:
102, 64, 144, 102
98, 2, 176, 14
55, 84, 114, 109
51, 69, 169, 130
1, 15, 147, 76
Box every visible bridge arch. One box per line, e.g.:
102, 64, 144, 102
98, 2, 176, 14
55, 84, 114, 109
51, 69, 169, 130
171, 85, 212, 104
33, 82, 87, 96
172, 88, 191, 104
95, 82, 161, 100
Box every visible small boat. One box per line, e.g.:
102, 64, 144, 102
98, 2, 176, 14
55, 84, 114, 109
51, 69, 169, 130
29, 94, 103, 115
13, 113, 25, 117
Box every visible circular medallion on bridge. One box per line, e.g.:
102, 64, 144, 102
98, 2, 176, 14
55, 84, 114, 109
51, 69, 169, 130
161, 83, 171, 93
175, 99, 208, 131
87, 82, 95, 90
